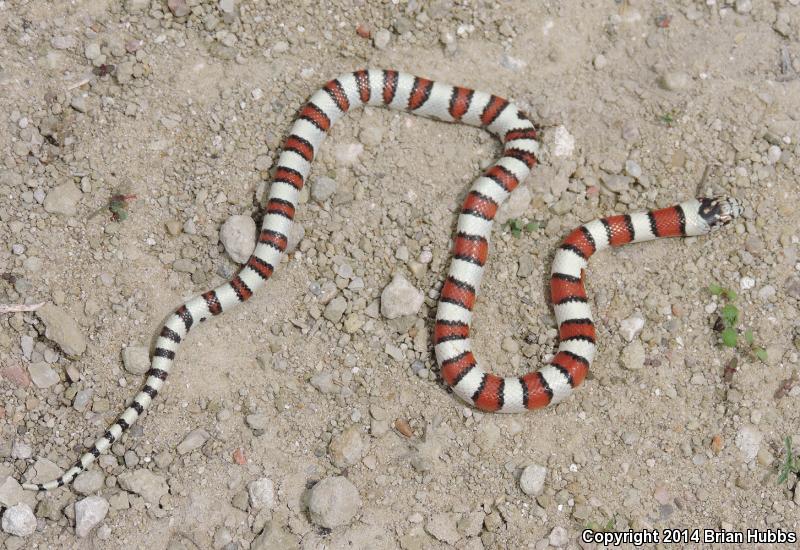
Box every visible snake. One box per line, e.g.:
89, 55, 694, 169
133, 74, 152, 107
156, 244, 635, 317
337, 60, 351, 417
22, 69, 742, 491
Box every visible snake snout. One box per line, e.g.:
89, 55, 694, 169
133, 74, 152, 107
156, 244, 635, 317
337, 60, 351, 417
699, 196, 743, 230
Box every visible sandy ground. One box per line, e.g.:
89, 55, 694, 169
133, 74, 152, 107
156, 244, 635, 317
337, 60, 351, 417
1, 0, 800, 548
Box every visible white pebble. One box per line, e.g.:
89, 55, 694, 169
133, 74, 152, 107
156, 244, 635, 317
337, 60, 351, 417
248, 478, 275, 510
735, 424, 761, 462
373, 29, 391, 50
552, 125, 575, 157
500, 53, 527, 71
767, 145, 781, 164
739, 276, 755, 290
219, 215, 256, 263
593, 54, 607, 70
334, 143, 363, 165
75, 496, 109, 538
380, 274, 424, 319
735, 0, 752, 14
1, 503, 36, 537
519, 464, 547, 496
549, 526, 570, 547
619, 313, 645, 342
624, 159, 642, 179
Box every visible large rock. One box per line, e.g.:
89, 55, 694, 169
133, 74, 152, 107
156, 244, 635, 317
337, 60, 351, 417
117, 469, 168, 504
1, 503, 36, 537
73, 470, 105, 495
36, 303, 87, 356
0, 476, 34, 509
75, 496, 109, 537
28, 362, 60, 388
43, 182, 82, 216
307, 476, 361, 528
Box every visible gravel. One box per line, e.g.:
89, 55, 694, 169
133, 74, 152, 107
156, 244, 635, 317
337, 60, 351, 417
311, 176, 337, 202
1, 1, 797, 546
619, 313, 645, 342
548, 526, 569, 547
324, 296, 347, 323
0, 477, 28, 508
373, 29, 391, 50
425, 513, 460, 545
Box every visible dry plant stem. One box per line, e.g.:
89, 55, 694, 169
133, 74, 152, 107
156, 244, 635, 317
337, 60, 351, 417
0, 302, 46, 314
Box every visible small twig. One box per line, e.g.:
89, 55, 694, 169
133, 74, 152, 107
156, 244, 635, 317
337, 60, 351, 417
0, 302, 45, 314
66, 76, 92, 91
695, 164, 711, 197
777, 46, 797, 82
781, 47, 791, 75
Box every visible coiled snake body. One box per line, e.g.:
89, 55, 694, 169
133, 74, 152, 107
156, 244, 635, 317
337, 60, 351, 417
23, 69, 741, 491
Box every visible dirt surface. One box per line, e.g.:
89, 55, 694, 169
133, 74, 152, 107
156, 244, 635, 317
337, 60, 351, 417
2, 0, 800, 548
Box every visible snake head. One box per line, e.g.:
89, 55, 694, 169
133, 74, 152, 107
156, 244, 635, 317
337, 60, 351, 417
698, 196, 742, 231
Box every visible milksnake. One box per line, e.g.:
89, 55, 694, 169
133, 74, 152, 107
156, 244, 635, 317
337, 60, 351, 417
22, 69, 742, 491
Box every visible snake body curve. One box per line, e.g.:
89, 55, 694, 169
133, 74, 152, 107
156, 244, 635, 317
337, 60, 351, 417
23, 69, 741, 491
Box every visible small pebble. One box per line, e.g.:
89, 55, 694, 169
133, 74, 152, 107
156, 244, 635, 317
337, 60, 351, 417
593, 54, 607, 70
549, 526, 570, 547
619, 313, 645, 342
219, 215, 256, 263
248, 477, 275, 510
43, 183, 82, 216
329, 426, 365, 467
380, 274, 424, 319
735, 424, 762, 462
312, 176, 337, 202
659, 71, 690, 91
28, 362, 59, 388
307, 476, 361, 528
621, 341, 645, 370
373, 29, 391, 49
520, 464, 547, 496
121, 346, 150, 375
176, 429, 209, 455
735, 0, 752, 14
